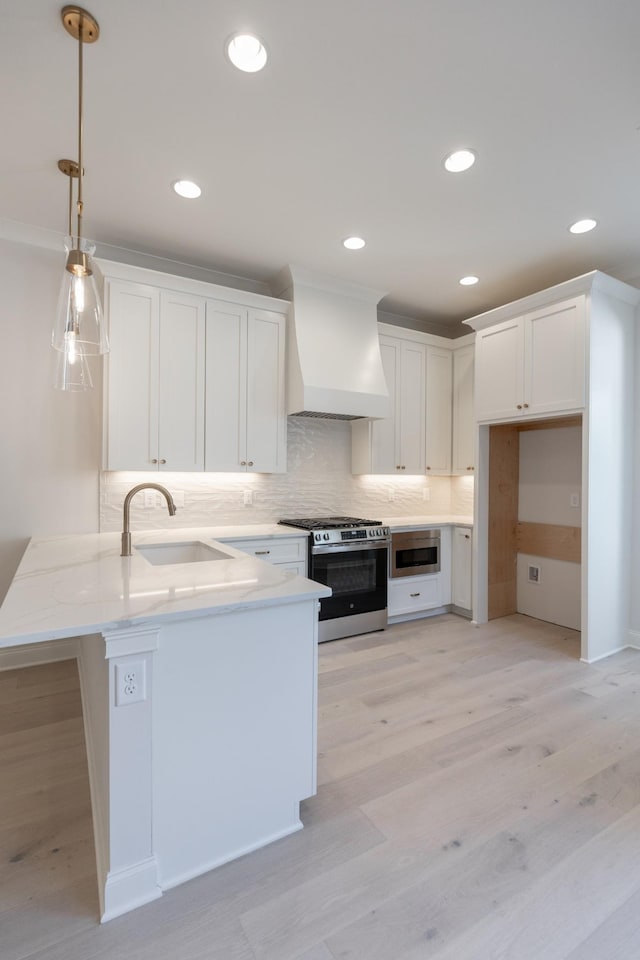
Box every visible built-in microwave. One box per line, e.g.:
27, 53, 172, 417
391, 529, 440, 578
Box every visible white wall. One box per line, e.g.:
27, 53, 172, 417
0, 238, 101, 602
517, 426, 581, 629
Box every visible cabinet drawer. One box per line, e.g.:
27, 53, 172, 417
222, 537, 307, 567
388, 575, 441, 616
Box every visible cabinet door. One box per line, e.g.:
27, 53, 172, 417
525, 296, 585, 415
104, 279, 160, 470
158, 292, 205, 471
367, 336, 401, 474
475, 318, 524, 422
399, 340, 427, 474
452, 527, 472, 610
246, 309, 287, 473
425, 347, 451, 474
452, 344, 475, 475
205, 301, 247, 472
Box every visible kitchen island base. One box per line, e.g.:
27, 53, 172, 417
78, 599, 319, 922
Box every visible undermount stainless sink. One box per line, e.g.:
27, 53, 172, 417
135, 541, 234, 566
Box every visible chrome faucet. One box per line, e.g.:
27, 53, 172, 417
121, 483, 177, 557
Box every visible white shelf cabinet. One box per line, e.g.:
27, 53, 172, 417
452, 526, 472, 613
425, 346, 452, 475
475, 296, 585, 423
352, 333, 426, 475
101, 262, 288, 474
452, 343, 475, 475
104, 279, 205, 471
205, 303, 287, 474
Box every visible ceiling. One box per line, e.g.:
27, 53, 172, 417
3, 0, 640, 332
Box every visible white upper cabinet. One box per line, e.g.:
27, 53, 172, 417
104, 279, 205, 471
452, 343, 475, 475
475, 296, 585, 422
205, 303, 287, 473
425, 347, 452, 475
352, 333, 426, 475
102, 262, 288, 473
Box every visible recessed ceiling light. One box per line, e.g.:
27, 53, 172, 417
459, 275, 479, 286
568, 218, 597, 234
226, 33, 268, 72
343, 236, 366, 250
444, 149, 476, 173
172, 180, 202, 199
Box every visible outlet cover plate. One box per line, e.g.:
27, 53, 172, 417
115, 660, 146, 706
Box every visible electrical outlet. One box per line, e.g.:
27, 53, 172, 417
143, 490, 158, 508
243, 489, 253, 506
569, 493, 580, 508
423, 487, 431, 501
115, 661, 146, 706
528, 564, 540, 584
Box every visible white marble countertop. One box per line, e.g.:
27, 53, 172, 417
379, 515, 474, 531
0, 526, 330, 649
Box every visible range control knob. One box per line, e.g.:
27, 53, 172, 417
314, 533, 321, 542
323, 533, 330, 540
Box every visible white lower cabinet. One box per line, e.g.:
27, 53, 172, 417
220, 537, 308, 576
452, 526, 472, 614
388, 574, 444, 617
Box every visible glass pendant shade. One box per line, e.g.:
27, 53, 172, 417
53, 337, 94, 391
52, 236, 108, 356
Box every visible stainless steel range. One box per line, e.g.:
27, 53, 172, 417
278, 517, 390, 643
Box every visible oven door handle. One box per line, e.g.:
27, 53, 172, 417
393, 536, 440, 546
312, 541, 389, 556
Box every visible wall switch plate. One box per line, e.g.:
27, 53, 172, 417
115, 661, 146, 706
243, 489, 253, 505
569, 493, 580, 508
423, 487, 431, 501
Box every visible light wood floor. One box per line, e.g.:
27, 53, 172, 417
4, 614, 640, 959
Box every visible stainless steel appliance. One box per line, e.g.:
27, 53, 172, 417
278, 517, 390, 642
391, 529, 441, 578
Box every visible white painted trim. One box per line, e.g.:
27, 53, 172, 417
0, 637, 78, 671
97, 258, 289, 313
580, 645, 630, 665
388, 604, 450, 625
102, 625, 160, 659
160, 820, 303, 892
101, 858, 162, 923
464, 271, 640, 331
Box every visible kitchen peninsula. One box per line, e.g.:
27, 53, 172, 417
0, 526, 330, 922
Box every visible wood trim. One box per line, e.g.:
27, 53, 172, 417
516, 521, 581, 563
488, 424, 519, 619
517, 414, 582, 432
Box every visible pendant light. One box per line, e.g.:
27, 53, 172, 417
52, 6, 108, 391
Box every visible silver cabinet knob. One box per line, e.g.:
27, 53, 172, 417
396, 465, 401, 470
401, 465, 406, 470
151, 458, 158, 464
523, 403, 529, 409
248, 461, 254, 467
426, 466, 431, 470
240, 461, 247, 466
517, 404, 523, 410
465, 534, 470, 540
160, 459, 167, 464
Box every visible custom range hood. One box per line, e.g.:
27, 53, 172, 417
273, 265, 390, 420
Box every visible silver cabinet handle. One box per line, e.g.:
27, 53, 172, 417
160, 459, 166, 464
410, 592, 421, 597
248, 461, 254, 466
255, 550, 270, 556
151, 458, 158, 464
240, 461, 247, 466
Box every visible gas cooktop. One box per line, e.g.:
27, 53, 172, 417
279, 516, 382, 531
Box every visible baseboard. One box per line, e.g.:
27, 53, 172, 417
627, 630, 640, 651
0, 637, 78, 671
388, 604, 451, 625
101, 857, 162, 923
580, 644, 631, 664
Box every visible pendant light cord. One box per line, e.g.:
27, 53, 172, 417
76, 21, 84, 244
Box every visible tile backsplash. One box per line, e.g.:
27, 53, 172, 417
100, 418, 474, 531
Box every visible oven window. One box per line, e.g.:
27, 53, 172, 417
396, 545, 438, 569
313, 555, 377, 597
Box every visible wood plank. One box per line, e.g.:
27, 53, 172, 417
516, 413, 582, 432
488, 423, 519, 618
516, 520, 581, 563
